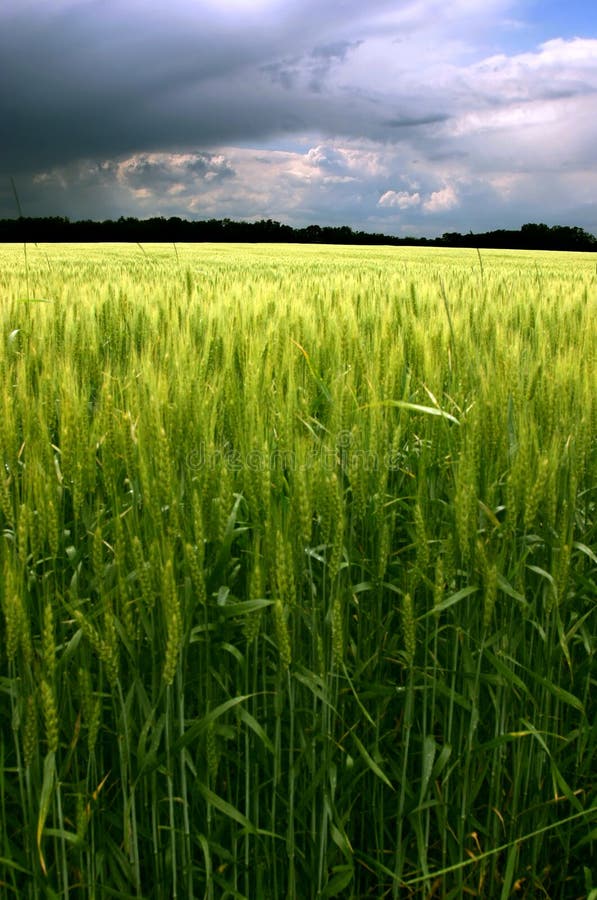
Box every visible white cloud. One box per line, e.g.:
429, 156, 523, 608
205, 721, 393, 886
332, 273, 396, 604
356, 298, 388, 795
423, 185, 459, 212
19, 132, 597, 236
305, 145, 347, 170
116, 152, 235, 189
378, 190, 421, 209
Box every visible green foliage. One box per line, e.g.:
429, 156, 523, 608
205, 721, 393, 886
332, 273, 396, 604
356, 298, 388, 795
0, 242, 595, 898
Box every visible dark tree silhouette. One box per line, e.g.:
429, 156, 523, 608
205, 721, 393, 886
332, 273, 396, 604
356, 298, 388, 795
0, 216, 595, 250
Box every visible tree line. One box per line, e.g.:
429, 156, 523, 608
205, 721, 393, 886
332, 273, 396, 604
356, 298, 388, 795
0, 215, 595, 251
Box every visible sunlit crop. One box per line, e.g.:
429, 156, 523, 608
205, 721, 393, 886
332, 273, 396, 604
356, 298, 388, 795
0, 242, 595, 898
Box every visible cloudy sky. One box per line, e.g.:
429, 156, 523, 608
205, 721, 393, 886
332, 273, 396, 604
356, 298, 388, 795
1, 0, 596, 236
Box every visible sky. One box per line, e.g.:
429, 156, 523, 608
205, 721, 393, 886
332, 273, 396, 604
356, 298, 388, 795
1, 0, 596, 237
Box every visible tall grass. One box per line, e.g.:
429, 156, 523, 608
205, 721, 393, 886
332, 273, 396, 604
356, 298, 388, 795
0, 242, 595, 898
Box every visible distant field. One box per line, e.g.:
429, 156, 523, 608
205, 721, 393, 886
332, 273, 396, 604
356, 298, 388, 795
0, 243, 595, 898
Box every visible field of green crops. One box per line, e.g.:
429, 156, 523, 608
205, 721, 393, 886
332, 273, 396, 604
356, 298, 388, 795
0, 242, 595, 898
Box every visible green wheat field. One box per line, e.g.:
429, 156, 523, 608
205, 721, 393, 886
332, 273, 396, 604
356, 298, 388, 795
0, 243, 595, 899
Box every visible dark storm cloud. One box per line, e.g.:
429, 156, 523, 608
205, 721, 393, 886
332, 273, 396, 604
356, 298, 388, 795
121, 154, 235, 192
0, 0, 449, 176
1, 1, 596, 234
262, 40, 362, 93
311, 41, 360, 62
382, 114, 450, 128
307, 40, 363, 92
0, 2, 283, 171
